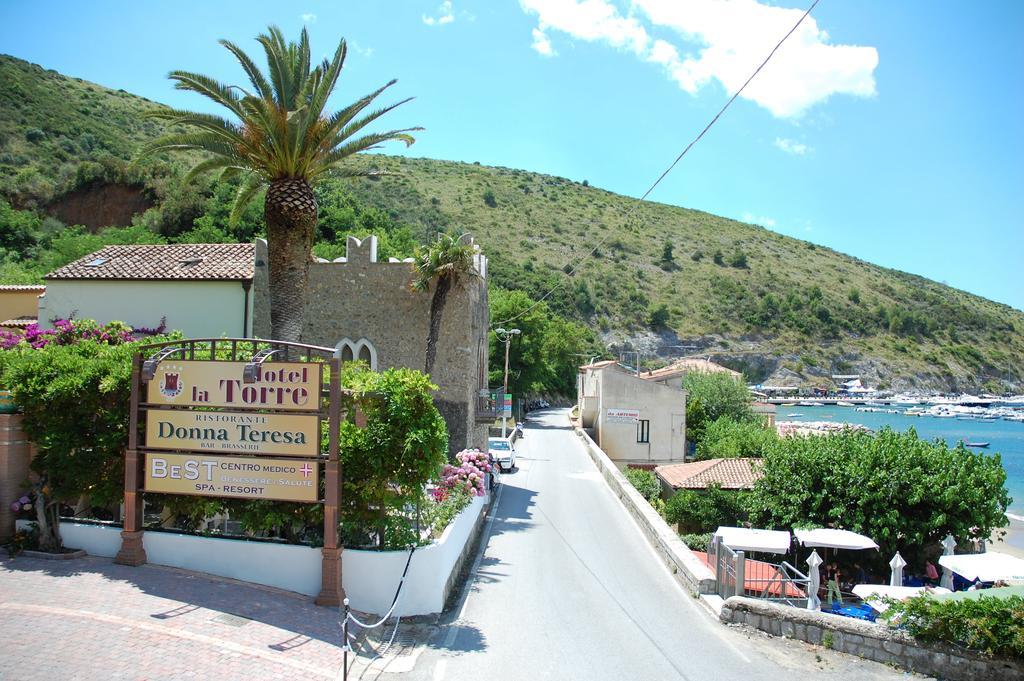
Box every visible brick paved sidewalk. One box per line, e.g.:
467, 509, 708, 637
0, 555, 407, 680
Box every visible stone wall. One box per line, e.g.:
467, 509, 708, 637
0, 414, 32, 541
720, 596, 1023, 681
253, 236, 489, 454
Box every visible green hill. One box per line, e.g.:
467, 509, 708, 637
1, 54, 1022, 392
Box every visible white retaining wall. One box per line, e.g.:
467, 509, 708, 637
573, 426, 716, 594
16, 493, 485, 617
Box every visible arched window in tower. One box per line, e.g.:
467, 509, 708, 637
334, 338, 378, 370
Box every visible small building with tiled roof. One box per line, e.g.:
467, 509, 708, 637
40, 243, 256, 338
577, 360, 687, 464
641, 357, 741, 390
0, 284, 45, 333
654, 457, 762, 493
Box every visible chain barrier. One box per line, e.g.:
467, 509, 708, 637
339, 546, 417, 681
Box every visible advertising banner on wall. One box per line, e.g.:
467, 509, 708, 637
144, 410, 320, 457
146, 361, 321, 411
144, 452, 319, 502
606, 408, 640, 423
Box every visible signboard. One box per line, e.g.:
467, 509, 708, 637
606, 408, 640, 423
145, 410, 320, 457
144, 452, 319, 502
146, 361, 321, 411
502, 393, 513, 418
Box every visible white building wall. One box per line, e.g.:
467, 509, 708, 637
589, 367, 686, 465
39, 280, 252, 338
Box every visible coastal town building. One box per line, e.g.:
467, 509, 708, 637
0, 284, 45, 332
577, 360, 687, 464
654, 457, 762, 497
40, 243, 255, 338
252, 235, 492, 455
640, 356, 741, 390
36, 236, 492, 455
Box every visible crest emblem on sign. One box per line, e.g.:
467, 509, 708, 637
160, 371, 183, 399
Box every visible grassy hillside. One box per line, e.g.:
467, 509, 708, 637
1, 54, 1022, 391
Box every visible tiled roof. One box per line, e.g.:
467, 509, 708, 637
0, 284, 45, 292
655, 457, 762, 490
642, 357, 741, 381
0, 316, 37, 328
45, 243, 255, 281
577, 358, 614, 368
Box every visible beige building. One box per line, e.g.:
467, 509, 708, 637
41, 243, 255, 338
640, 357, 741, 390
578, 361, 686, 465
0, 284, 45, 331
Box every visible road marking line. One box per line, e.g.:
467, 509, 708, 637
432, 658, 447, 681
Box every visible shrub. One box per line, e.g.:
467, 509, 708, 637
690, 250, 704, 262
649, 304, 670, 329
423, 487, 472, 538
728, 250, 748, 268
683, 371, 754, 446
749, 428, 1011, 569
0, 332, 179, 550
696, 416, 777, 460
885, 595, 1024, 660
440, 449, 492, 497
339, 365, 449, 549
679, 532, 713, 551
482, 188, 497, 207
712, 249, 724, 265
625, 467, 661, 502
665, 484, 750, 534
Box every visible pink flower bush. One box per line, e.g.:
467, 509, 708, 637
439, 448, 492, 497
0, 317, 166, 350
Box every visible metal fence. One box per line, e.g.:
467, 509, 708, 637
709, 536, 812, 608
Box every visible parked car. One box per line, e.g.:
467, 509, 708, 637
488, 437, 516, 472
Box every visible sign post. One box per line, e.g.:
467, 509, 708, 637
114, 338, 352, 607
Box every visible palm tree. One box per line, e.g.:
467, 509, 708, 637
411, 232, 477, 376
137, 26, 420, 341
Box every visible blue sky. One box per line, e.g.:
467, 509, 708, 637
1, 1, 1022, 311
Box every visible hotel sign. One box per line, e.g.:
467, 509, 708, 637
144, 452, 319, 502
146, 361, 321, 411
145, 410, 319, 457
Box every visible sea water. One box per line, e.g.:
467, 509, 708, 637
777, 405, 1024, 515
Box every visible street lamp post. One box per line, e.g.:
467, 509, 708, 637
494, 327, 520, 438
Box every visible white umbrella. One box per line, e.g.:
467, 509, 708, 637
794, 528, 879, 551
889, 551, 907, 587
938, 552, 1024, 583
714, 526, 792, 554
806, 550, 822, 611
940, 535, 956, 590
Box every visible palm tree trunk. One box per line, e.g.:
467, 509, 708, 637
265, 178, 318, 342
424, 276, 451, 376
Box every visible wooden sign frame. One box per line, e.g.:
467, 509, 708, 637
114, 338, 354, 607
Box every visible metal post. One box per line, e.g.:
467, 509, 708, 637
502, 335, 511, 439
735, 550, 746, 598
115, 353, 147, 566
342, 597, 350, 681
317, 359, 343, 606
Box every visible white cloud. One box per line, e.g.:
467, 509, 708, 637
741, 211, 776, 228
532, 28, 557, 57
519, 0, 878, 118
423, 1, 455, 26
774, 136, 811, 155
349, 41, 375, 59
300, 13, 317, 24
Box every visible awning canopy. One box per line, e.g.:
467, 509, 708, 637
794, 528, 879, 551
714, 526, 791, 554
938, 552, 1024, 583
935, 585, 1024, 601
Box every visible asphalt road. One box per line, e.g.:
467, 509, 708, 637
406, 409, 922, 681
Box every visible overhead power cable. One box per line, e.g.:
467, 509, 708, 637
491, 0, 822, 329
